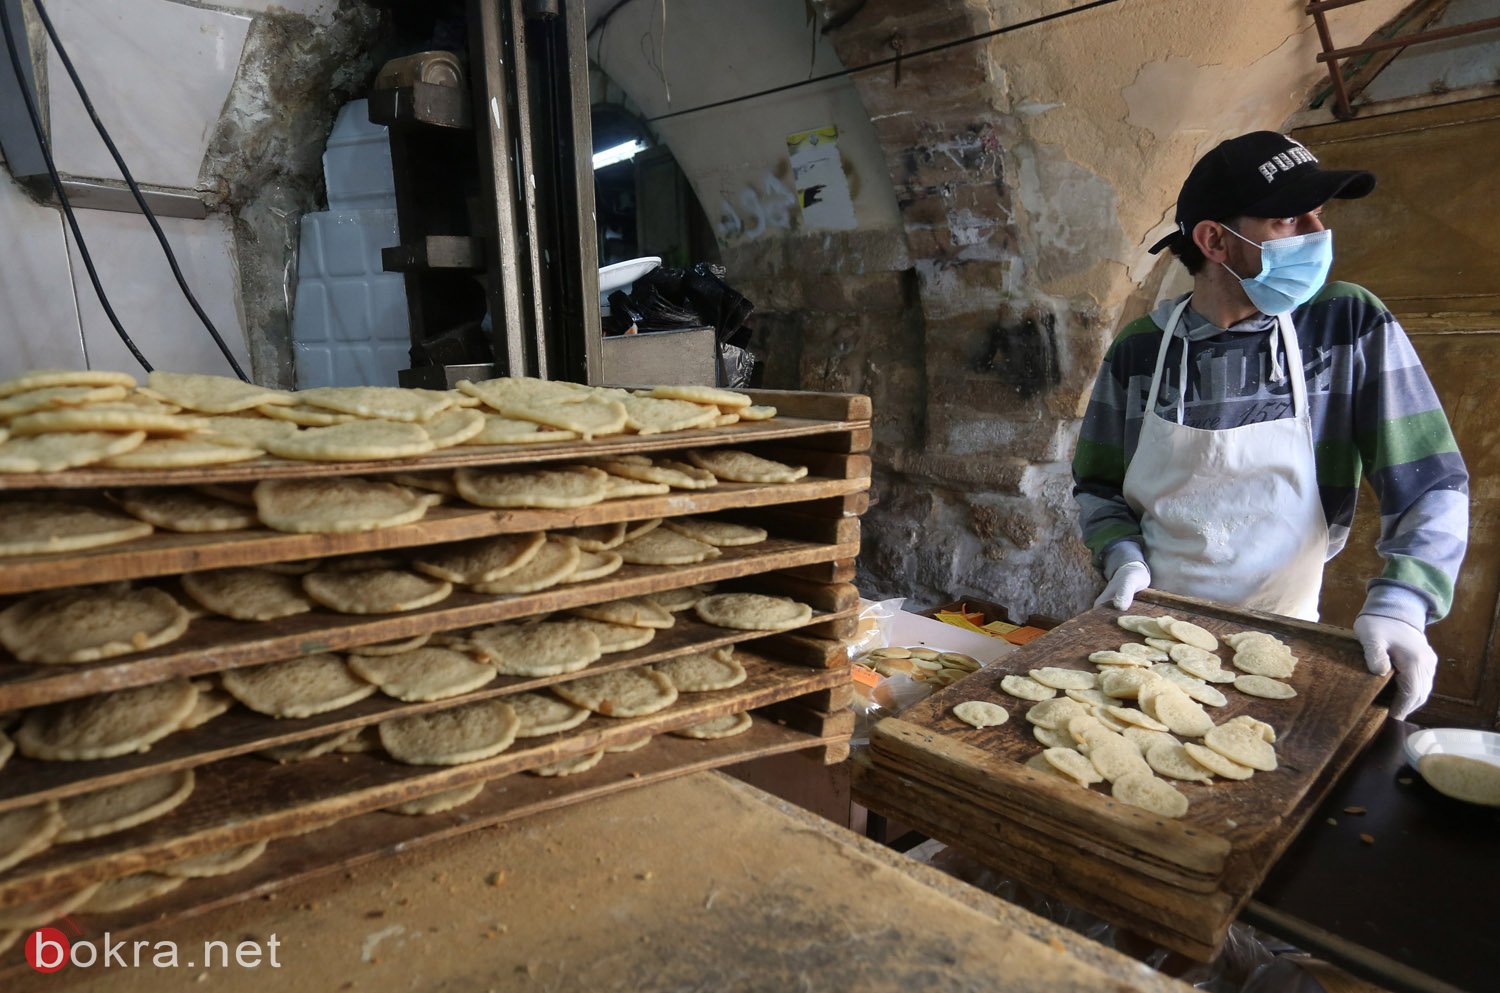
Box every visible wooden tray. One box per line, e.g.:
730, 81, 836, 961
862, 591, 1390, 959
0, 537, 858, 710
0, 609, 852, 813
0, 475, 868, 595
2, 718, 835, 963
0, 653, 847, 907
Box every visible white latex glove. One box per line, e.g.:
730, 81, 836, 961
1354, 613, 1438, 721
1094, 561, 1151, 611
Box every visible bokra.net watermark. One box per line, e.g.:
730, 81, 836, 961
24, 926, 282, 973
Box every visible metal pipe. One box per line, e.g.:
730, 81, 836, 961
1316, 16, 1500, 61
1310, 9, 1354, 119
1305, 0, 1376, 14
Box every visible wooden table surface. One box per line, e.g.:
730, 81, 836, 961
7, 773, 1195, 993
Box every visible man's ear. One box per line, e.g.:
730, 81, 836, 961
1193, 219, 1231, 264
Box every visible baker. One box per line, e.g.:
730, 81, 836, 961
1072, 131, 1468, 720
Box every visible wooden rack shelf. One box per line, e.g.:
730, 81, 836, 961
0, 614, 853, 814
0, 388, 869, 958
0, 538, 857, 710
0, 655, 845, 908
0, 416, 867, 491
0, 476, 865, 596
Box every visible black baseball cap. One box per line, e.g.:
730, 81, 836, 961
1148, 131, 1375, 254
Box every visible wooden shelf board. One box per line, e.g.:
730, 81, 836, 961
0, 416, 868, 491
0, 476, 868, 596
23, 720, 835, 950
0, 656, 847, 906
0, 537, 858, 710
0, 609, 853, 812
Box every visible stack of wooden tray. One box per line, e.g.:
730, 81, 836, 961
853, 591, 1389, 961
0, 388, 869, 956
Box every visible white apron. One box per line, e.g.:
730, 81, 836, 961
1121, 297, 1328, 620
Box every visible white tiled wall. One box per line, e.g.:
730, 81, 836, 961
63, 208, 252, 378
0, 174, 86, 379
44, 0, 252, 191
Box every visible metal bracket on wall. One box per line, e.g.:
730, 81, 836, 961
0, 0, 208, 219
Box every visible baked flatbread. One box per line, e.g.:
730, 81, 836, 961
422, 407, 486, 448
694, 593, 812, 631
302, 569, 453, 614
0, 501, 154, 555
558, 522, 627, 551
386, 783, 486, 815
562, 618, 656, 654
161, 840, 268, 878
571, 596, 676, 629
509, 691, 591, 737
0, 384, 127, 418
455, 466, 609, 509
57, 770, 195, 842
468, 620, 602, 676
567, 549, 624, 583
297, 386, 451, 422
264, 419, 435, 461
654, 649, 746, 692
117, 488, 256, 533
616, 528, 720, 565
411, 532, 547, 584
348, 647, 496, 702
0, 802, 62, 873
468, 538, 581, 594
221, 655, 376, 718
530, 750, 606, 776
683, 449, 806, 483
0, 430, 148, 472
254, 478, 430, 533
0, 368, 136, 398
660, 517, 767, 546
79, 873, 185, 912
552, 667, 677, 717
0, 585, 190, 664
379, 699, 519, 765
181, 568, 314, 621
144, 372, 293, 413
16, 680, 197, 760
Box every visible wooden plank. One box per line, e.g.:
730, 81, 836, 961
0, 610, 854, 813
853, 763, 1224, 961
16, 720, 835, 953
787, 426, 873, 454
0, 477, 868, 596
780, 558, 858, 583
806, 613, 858, 640
740, 389, 872, 422
759, 702, 855, 739
0, 416, 868, 491
0, 654, 847, 907
725, 507, 861, 545
753, 446, 873, 481
0, 538, 859, 710
721, 575, 860, 614
755, 631, 849, 668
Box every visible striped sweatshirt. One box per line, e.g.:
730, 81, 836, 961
1072, 282, 1468, 629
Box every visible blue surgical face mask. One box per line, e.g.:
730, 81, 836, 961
1220, 225, 1333, 315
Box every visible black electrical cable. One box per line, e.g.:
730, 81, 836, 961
30, 0, 249, 381
647, 0, 1128, 124
0, 0, 152, 372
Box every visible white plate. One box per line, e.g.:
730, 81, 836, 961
1403, 727, 1500, 770
598, 256, 661, 302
